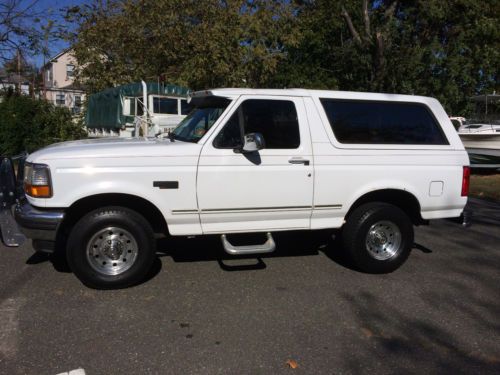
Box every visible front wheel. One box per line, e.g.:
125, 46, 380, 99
67, 207, 156, 289
342, 202, 414, 273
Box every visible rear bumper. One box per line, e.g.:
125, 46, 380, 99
14, 200, 65, 242
448, 208, 473, 227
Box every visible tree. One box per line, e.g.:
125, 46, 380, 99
65, 0, 499, 116
0, 0, 44, 62
0, 91, 86, 155
275, 0, 499, 115
64, 0, 300, 92
0, 49, 37, 94
340, 0, 399, 91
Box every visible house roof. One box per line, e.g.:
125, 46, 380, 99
0, 71, 31, 84
41, 48, 73, 69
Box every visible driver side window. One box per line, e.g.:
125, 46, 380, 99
213, 99, 300, 149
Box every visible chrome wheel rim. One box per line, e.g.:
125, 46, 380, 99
365, 221, 402, 260
86, 227, 138, 276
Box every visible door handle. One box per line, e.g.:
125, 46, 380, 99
288, 158, 310, 166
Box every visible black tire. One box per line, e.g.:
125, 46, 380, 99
66, 206, 156, 289
342, 202, 414, 273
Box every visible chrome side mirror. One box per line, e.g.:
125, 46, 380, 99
242, 132, 265, 153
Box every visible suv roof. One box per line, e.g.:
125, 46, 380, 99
190, 88, 436, 105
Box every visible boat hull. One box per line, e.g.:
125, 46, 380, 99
459, 134, 500, 169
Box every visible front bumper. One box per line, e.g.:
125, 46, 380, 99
14, 200, 65, 242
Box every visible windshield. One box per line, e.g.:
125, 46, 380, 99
171, 97, 231, 142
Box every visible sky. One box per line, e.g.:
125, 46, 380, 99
26, 0, 86, 67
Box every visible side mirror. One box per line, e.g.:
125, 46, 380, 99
241, 132, 265, 153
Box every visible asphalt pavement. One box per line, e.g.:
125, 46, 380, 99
0, 198, 499, 374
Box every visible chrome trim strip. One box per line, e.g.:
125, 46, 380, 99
203, 206, 311, 212
202, 208, 311, 214
171, 209, 198, 215
314, 204, 342, 210
173, 205, 342, 215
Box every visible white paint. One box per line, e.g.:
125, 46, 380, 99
25, 88, 469, 236
429, 181, 444, 197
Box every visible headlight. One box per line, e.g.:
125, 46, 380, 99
24, 163, 53, 198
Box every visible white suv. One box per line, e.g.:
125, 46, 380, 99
15, 89, 470, 288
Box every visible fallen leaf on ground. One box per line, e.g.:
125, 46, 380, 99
361, 327, 374, 338
286, 359, 298, 369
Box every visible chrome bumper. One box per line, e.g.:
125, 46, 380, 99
14, 200, 65, 242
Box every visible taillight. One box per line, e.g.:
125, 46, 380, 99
461, 166, 470, 197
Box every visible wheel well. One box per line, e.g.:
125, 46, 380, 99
347, 189, 424, 225
60, 193, 169, 236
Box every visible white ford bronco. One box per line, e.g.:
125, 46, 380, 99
14, 89, 470, 288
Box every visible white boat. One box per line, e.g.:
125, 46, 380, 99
458, 123, 500, 168
454, 94, 500, 169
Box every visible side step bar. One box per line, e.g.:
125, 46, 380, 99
221, 232, 276, 255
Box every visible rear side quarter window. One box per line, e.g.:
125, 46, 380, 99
320, 99, 449, 145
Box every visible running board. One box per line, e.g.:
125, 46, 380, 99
0, 209, 26, 247
221, 233, 276, 255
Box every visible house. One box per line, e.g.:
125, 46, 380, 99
41, 49, 85, 115
0, 74, 30, 96
0, 54, 32, 96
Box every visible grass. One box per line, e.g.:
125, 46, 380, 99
469, 173, 500, 201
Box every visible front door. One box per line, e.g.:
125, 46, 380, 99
197, 96, 313, 233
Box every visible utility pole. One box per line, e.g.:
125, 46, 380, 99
41, 21, 53, 101
17, 49, 21, 93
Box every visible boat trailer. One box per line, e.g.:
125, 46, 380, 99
0, 154, 26, 247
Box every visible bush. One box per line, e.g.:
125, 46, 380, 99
0, 91, 86, 155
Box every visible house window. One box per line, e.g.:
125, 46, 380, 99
46, 65, 53, 85
56, 93, 65, 105
72, 95, 82, 114
66, 64, 75, 78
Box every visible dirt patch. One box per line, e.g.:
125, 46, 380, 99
470, 173, 500, 201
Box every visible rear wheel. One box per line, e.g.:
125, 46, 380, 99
342, 202, 414, 273
67, 207, 156, 289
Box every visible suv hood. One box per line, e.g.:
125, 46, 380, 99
28, 137, 201, 162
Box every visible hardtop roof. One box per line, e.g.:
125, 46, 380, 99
190, 88, 436, 104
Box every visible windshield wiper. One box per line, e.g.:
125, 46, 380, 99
167, 132, 176, 142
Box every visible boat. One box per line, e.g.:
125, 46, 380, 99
455, 94, 500, 169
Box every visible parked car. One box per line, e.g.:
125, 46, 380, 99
14, 88, 469, 288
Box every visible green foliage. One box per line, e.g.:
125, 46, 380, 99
0, 92, 86, 155
0, 0, 45, 62
65, 0, 300, 92
65, 0, 499, 116
276, 0, 500, 115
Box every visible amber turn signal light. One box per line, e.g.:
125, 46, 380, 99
23, 162, 53, 198
24, 184, 52, 198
